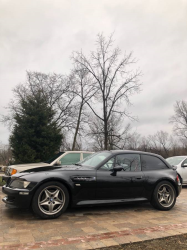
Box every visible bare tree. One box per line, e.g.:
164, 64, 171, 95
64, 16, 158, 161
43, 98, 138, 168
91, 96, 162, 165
73, 34, 141, 150
170, 100, 187, 141
0, 143, 12, 166
138, 136, 151, 152
108, 118, 132, 150
88, 114, 133, 151
169, 136, 182, 156
2, 71, 75, 131
154, 131, 171, 157
68, 67, 98, 150
142, 131, 174, 157
88, 116, 105, 151
126, 132, 141, 150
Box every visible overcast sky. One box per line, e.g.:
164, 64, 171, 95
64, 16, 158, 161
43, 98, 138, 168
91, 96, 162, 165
0, 0, 187, 144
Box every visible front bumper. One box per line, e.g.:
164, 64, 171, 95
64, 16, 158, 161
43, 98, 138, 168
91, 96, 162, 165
2, 185, 32, 208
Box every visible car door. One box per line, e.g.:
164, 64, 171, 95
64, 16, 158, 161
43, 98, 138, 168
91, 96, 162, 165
71, 169, 97, 202
180, 158, 187, 183
96, 153, 145, 200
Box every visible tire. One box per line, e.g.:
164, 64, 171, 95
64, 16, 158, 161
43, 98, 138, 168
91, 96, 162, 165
32, 181, 69, 219
151, 181, 176, 211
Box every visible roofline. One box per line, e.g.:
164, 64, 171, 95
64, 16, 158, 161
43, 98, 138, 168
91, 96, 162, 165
166, 155, 187, 158
99, 150, 165, 158
61, 151, 94, 153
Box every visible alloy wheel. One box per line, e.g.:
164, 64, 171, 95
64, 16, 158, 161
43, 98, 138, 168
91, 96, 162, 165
38, 186, 65, 215
157, 184, 175, 208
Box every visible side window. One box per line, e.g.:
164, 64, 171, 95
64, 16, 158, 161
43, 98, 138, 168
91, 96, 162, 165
60, 153, 81, 165
83, 153, 92, 159
141, 155, 168, 171
100, 157, 115, 171
116, 154, 141, 172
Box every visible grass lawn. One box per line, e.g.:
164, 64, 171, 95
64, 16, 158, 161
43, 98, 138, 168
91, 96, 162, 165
0, 176, 6, 186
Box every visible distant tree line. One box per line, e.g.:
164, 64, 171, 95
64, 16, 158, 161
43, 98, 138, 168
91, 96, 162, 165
1, 34, 187, 163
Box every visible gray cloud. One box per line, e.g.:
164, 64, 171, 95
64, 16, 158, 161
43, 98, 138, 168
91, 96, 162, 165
0, 0, 186, 144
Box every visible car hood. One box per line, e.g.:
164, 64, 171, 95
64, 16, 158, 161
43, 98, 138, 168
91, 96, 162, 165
8, 162, 50, 172
9, 162, 50, 169
15, 165, 93, 177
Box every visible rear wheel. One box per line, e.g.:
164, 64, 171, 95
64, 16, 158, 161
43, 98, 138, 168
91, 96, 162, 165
32, 181, 69, 219
151, 181, 176, 211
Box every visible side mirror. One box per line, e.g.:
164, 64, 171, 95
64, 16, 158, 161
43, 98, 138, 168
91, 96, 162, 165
113, 165, 123, 171
172, 165, 177, 170
182, 163, 187, 168
55, 160, 61, 166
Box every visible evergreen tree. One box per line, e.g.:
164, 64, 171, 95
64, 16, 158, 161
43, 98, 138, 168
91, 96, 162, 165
10, 92, 63, 163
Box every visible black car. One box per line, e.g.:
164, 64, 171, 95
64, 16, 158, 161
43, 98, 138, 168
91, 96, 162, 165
2, 150, 182, 219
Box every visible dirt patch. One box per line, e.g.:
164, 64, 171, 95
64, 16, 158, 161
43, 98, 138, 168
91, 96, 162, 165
98, 234, 187, 250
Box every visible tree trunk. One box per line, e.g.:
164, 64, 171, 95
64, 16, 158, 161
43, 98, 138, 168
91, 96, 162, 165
72, 103, 83, 150
104, 120, 108, 150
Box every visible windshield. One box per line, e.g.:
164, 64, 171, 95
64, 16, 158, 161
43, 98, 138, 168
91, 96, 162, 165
78, 151, 112, 168
44, 152, 64, 164
166, 156, 187, 166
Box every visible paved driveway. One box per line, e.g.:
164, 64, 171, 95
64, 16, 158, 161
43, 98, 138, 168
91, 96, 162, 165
0, 187, 187, 250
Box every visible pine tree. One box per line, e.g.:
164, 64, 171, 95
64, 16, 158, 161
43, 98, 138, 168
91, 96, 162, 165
10, 92, 63, 163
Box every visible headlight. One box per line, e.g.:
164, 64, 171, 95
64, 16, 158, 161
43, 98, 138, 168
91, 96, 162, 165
9, 179, 31, 189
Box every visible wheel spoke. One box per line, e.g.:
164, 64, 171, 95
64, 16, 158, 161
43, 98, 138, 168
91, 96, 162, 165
45, 189, 52, 197
39, 191, 49, 205
162, 187, 166, 192
158, 196, 165, 203
165, 197, 169, 204
55, 198, 64, 205
49, 203, 55, 213
40, 200, 49, 206
165, 194, 170, 203
53, 189, 60, 198
158, 191, 163, 196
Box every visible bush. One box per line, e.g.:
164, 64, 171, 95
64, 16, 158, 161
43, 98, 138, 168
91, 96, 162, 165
0, 176, 6, 186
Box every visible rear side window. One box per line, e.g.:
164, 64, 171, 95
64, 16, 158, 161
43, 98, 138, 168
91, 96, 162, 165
116, 154, 141, 172
141, 155, 168, 171
60, 153, 81, 165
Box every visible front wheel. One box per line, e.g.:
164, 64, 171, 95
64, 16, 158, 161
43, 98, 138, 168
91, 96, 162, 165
151, 181, 176, 211
32, 181, 69, 219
